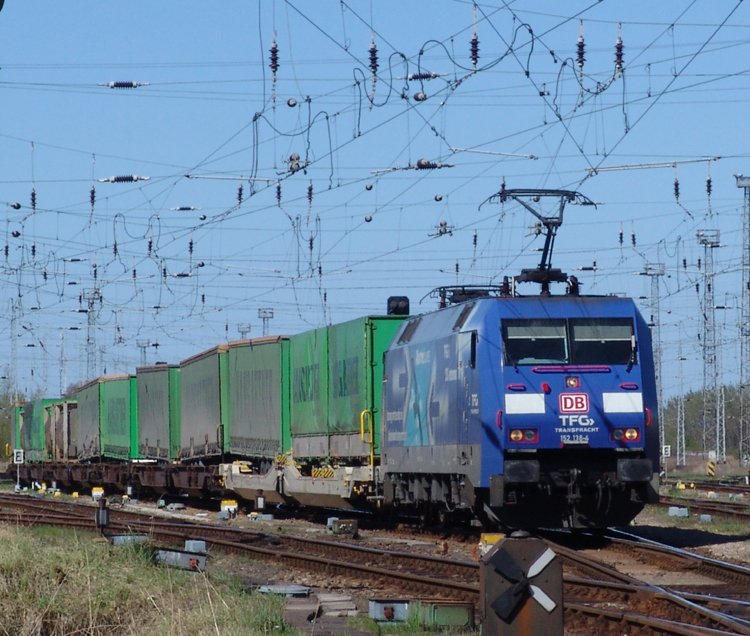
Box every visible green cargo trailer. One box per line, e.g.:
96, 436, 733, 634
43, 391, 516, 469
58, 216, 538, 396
11, 403, 24, 456
136, 364, 181, 460
227, 336, 290, 458
23, 399, 59, 462
75, 375, 138, 460
20, 403, 32, 458
42, 398, 77, 461
327, 316, 405, 458
289, 316, 405, 460
289, 326, 329, 457
100, 375, 138, 460
75, 379, 103, 460
179, 345, 229, 460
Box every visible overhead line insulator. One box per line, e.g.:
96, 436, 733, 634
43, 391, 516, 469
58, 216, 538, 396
470, 33, 479, 68
98, 175, 150, 183
105, 81, 149, 89
269, 40, 279, 76
614, 24, 624, 75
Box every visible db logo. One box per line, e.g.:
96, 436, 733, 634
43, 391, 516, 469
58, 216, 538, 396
559, 393, 589, 413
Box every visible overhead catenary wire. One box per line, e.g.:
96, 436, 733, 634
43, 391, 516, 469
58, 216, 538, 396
0, 2, 745, 401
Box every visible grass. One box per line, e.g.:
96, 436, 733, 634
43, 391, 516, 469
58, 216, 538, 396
0, 524, 296, 635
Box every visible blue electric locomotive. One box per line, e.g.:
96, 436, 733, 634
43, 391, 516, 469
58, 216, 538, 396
380, 189, 660, 529
381, 291, 659, 528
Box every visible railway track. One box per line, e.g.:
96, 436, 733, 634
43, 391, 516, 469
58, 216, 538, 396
1, 492, 750, 635
662, 478, 750, 495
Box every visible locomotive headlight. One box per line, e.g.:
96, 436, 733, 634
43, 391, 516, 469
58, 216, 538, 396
612, 428, 640, 442
565, 376, 580, 388
509, 429, 538, 443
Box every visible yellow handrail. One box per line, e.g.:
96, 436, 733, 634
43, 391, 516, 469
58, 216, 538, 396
359, 409, 375, 470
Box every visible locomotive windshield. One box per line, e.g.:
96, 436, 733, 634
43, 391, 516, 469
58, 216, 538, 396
503, 318, 635, 366
570, 319, 634, 365
504, 320, 567, 364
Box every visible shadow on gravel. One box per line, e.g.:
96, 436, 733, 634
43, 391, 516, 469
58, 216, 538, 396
619, 524, 750, 549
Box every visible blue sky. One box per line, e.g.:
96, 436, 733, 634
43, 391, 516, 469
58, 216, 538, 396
1, 1, 749, 402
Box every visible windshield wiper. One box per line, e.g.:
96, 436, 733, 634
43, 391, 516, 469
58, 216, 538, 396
626, 336, 638, 372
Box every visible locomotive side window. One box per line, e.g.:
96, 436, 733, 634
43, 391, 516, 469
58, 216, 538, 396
503, 320, 568, 365
570, 319, 634, 365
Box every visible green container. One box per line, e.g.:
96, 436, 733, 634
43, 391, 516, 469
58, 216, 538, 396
75, 375, 137, 460
327, 316, 405, 453
75, 380, 102, 459
289, 316, 405, 459
42, 398, 77, 461
100, 375, 138, 460
227, 336, 290, 458
289, 327, 329, 438
19, 403, 33, 460
11, 404, 24, 457
137, 365, 181, 460
179, 345, 229, 459
23, 399, 59, 462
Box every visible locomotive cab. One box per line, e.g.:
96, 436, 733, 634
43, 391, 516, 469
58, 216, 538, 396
492, 310, 659, 528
